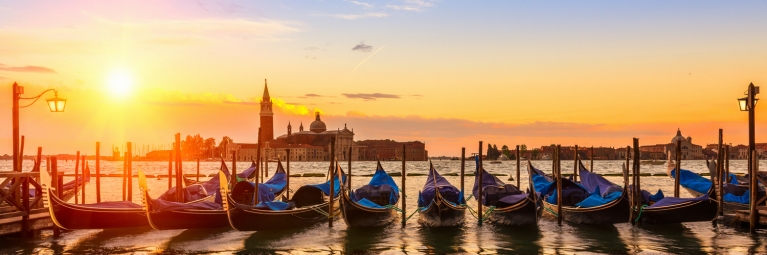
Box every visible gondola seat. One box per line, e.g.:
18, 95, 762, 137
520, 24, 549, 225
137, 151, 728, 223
354, 184, 396, 206
293, 186, 327, 208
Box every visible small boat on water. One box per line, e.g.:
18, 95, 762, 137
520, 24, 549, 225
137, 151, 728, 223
631, 156, 717, 224
138, 162, 237, 230
41, 161, 231, 230
340, 160, 400, 227
222, 161, 344, 231
417, 162, 466, 227
472, 165, 541, 226
530, 160, 630, 225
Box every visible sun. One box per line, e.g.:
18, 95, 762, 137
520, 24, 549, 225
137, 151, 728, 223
106, 69, 135, 98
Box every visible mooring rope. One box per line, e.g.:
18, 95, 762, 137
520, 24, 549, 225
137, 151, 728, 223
309, 206, 331, 218
402, 207, 424, 222
633, 205, 648, 224
481, 206, 496, 222
544, 206, 559, 217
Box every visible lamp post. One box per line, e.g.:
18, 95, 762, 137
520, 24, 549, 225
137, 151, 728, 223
738, 82, 759, 233
11, 82, 66, 172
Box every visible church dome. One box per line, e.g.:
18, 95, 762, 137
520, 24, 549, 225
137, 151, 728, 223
310, 112, 327, 133
671, 128, 686, 144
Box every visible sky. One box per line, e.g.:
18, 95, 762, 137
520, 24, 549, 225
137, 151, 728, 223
1, 0, 766, 156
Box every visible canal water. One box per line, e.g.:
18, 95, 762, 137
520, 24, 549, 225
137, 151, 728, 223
1, 159, 766, 254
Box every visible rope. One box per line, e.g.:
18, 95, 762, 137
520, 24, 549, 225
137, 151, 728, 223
402, 207, 423, 222
633, 205, 648, 224
384, 204, 404, 213
309, 206, 331, 218
465, 204, 480, 219
465, 194, 474, 201
481, 206, 496, 222
544, 206, 559, 217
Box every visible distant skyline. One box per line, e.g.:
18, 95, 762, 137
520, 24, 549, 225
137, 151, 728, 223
1, 1, 766, 156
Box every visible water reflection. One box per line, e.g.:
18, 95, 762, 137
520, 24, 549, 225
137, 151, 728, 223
341, 226, 389, 253
571, 224, 629, 253
490, 224, 542, 254
418, 226, 467, 253
639, 223, 703, 254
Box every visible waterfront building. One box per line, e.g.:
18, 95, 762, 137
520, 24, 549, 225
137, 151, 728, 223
639, 129, 704, 160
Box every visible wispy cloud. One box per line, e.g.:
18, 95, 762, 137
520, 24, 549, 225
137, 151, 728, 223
305, 56, 317, 60
0, 63, 56, 73
352, 42, 373, 52
348, 0, 374, 9
305, 47, 321, 51
386, 5, 422, 11
342, 93, 400, 100
330, 12, 387, 20
386, 0, 436, 12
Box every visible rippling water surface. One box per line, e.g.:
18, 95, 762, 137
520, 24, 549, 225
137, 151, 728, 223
1, 159, 766, 254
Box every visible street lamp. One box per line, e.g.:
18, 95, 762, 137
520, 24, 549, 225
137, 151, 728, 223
739, 82, 759, 233
11, 82, 67, 172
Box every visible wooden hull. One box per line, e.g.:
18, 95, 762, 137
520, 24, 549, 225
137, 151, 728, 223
147, 209, 229, 230
226, 197, 340, 231
339, 191, 398, 227
542, 195, 631, 225
638, 199, 718, 224
417, 195, 466, 227
486, 194, 542, 226
44, 189, 148, 230
684, 187, 747, 214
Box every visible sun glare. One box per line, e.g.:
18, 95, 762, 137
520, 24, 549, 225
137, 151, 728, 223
106, 69, 135, 98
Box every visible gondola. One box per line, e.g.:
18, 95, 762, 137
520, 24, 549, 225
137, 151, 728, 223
472, 164, 541, 226
530, 160, 630, 225
138, 162, 244, 230
629, 156, 717, 224
417, 162, 466, 227
222, 162, 345, 231
664, 156, 760, 214
9, 164, 90, 202
340, 160, 400, 227
40, 162, 230, 230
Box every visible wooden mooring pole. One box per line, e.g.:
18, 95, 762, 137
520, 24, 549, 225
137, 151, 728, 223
516, 145, 520, 187
254, 127, 261, 205
460, 148, 465, 193
127, 142, 132, 202
81, 155, 86, 204
401, 144, 406, 227
573, 145, 578, 182
349, 146, 353, 191
329, 137, 335, 227
717, 129, 724, 216
675, 139, 681, 198
175, 134, 182, 202
96, 142, 101, 203
51, 157, 60, 237
590, 146, 594, 172
478, 141, 484, 226
633, 138, 640, 226
197, 158, 200, 182
168, 150, 173, 189
74, 151, 79, 204
556, 145, 562, 226
286, 149, 290, 200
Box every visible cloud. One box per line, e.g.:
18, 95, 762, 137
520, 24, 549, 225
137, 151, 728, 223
352, 42, 373, 52
305, 93, 324, 97
305, 56, 317, 60
305, 47, 320, 51
348, 0, 374, 9
342, 93, 400, 100
0, 63, 56, 73
330, 13, 387, 20
411, 94, 424, 99
406, 0, 436, 7
386, 5, 422, 11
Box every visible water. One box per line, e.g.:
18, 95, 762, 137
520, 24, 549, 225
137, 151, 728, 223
2, 159, 767, 254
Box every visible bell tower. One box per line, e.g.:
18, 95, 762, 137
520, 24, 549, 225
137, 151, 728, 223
260, 79, 274, 144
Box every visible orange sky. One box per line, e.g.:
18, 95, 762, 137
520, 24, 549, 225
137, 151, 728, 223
1, 1, 767, 156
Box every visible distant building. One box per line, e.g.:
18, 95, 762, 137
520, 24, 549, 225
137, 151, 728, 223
356, 140, 428, 161
639, 129, 704, 160
224, 81, 426, 162
146, 150, 171, 160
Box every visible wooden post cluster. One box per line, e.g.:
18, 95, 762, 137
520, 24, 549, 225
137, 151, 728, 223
516, 145, 520, 187
674, 139, 681, 198
401, 144, 406, 227
329, 137, 336, 227
556, 145, 562, 226
749, 150, 760, 232
478, 141, 484, 226
19, 136, 25, 172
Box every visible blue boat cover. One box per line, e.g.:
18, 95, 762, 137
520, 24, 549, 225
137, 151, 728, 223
531, 162, 622, 208
669, 168, 712, 195
578, 161, 622, 197
308, 168, 347, 197
724, 189, 750, 204
351, 162, 400, 208
417, 164, 465, 208
237, 161, 258, 181
648, 194, 710, 208
253, 201, 293, 211
233, 161, 288, 204
472, 160, 527, 206
152, 199, 223, 212
159, 163, 232, 203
